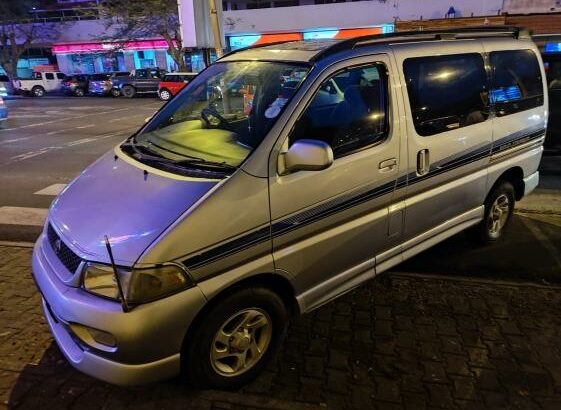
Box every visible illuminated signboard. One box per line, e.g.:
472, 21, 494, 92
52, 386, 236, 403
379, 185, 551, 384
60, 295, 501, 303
545, 42, 561, 53
229, 33, 303, 50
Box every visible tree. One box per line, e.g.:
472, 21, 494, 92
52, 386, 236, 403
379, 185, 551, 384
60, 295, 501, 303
0, 0, 59, 80
101, 0, 187, 71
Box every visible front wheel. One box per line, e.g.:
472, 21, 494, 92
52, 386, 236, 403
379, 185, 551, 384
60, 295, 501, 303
183, 287, 288, 389
110, 88, 121, 97
473, 181, 515, 244
74, 87, 85, 97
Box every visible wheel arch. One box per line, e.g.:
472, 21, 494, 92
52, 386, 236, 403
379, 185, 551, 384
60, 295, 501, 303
180, 271, 298, 358
488, 166, 525, 201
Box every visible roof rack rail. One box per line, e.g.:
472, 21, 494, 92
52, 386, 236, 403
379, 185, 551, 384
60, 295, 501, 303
310, 25, 525, 62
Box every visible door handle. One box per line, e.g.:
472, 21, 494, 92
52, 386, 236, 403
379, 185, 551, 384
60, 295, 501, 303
417, 149, 430, 176
379, 158, 398, 172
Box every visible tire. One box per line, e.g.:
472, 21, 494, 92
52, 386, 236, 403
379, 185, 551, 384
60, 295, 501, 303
121, 85, 136, 98
110, 88, 121, 97
183, 287, 288, 389
159, 88, 171, 101
473, 181, 516, 244
32, 86, 45, 97
74, 87, 85, 97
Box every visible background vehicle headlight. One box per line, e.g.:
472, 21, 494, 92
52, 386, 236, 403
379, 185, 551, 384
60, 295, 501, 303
82, 262, 191, 304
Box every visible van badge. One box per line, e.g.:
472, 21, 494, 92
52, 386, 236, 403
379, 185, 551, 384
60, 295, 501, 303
54, 238, 62, 254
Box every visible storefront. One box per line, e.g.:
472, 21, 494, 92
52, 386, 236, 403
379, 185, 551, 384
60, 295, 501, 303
52, 39, 180, 74
226, 24, 395, 50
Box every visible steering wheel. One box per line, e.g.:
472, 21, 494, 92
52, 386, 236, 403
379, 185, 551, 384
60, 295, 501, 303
201, 107, 230, 129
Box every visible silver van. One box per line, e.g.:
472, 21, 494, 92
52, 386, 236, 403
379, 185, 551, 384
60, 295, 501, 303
32, 27, 546, 388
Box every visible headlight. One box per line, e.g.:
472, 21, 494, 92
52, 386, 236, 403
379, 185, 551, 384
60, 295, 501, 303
82, 262, 191, 304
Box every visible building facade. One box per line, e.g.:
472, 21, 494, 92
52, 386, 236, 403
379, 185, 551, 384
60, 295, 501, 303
5, 0, 561, 77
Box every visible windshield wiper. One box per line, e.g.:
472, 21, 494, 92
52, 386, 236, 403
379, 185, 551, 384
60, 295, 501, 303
169, 158, 238, 171
145, 140, 238, 171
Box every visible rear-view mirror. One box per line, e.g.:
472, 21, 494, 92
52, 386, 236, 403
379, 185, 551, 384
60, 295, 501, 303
280, 139, 334, 175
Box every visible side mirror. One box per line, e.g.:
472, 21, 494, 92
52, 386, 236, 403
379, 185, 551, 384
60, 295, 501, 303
280, 139, 334, 175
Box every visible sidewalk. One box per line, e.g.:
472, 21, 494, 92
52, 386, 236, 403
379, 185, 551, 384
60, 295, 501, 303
2, 241, 561, 409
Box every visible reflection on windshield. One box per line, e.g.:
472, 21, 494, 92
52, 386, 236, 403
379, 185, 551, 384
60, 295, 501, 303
127, 61, 310, 176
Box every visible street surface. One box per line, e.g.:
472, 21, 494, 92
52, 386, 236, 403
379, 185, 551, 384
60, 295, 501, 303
0, 96, 163, 243
0, 97, 561, 409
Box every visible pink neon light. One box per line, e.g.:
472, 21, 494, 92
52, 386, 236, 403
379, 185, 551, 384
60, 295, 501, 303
52, 39, 174, 54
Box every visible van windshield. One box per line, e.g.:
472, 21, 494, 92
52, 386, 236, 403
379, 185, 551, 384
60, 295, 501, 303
127, 61, 309, 175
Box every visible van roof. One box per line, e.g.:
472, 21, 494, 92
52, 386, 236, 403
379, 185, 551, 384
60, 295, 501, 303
220, 26, 529, 64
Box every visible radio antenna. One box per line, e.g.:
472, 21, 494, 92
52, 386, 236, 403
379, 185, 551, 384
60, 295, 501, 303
104, 235, 130, 313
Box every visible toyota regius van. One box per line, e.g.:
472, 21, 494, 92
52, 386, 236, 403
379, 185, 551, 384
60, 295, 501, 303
32, 27, 547, 388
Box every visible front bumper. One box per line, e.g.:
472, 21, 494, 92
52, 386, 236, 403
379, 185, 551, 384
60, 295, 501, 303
31, 231, 208, 385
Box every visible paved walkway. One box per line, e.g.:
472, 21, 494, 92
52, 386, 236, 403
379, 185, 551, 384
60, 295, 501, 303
2, 243, 561, 410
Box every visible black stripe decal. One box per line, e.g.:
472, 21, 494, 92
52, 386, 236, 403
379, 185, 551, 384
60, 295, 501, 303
183, 127, 545, 269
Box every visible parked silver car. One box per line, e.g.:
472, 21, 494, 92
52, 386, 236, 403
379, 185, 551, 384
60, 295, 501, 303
32, 27, 546, 388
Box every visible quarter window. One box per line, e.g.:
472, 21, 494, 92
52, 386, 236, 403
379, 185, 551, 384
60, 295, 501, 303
489, 50, 543, 117
404, 53, 489, 137
289, 64, 389, 158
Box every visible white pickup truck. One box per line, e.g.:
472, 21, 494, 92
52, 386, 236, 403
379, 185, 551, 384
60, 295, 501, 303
13, 71, 66, 97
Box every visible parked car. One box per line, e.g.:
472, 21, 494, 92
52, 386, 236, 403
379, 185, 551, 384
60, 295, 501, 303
0, 75, 13, 96
542, 53, 561, 153
32, 28, 546, 389
111, 68, 166, 98
88, 72, 130, 96
0, 95, 7, 128
158, 72, 198, 101
13, 71, 65, 97
62, 74, 90, 97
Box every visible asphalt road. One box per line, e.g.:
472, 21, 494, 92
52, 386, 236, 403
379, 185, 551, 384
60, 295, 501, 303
0, 96, 164, 242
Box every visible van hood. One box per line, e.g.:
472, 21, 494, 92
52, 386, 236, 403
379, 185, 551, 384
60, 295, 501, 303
49, 151, 218, 264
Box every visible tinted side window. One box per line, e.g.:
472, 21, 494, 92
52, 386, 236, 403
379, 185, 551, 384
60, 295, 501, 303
45, 73, 55, 80
56, 73, 65, 80
289, 64, 388, 158
136, 70, 148, 79
490, 50, 543, 117
404, 53, 488, 137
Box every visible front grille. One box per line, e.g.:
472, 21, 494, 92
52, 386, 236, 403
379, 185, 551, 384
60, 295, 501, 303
47, 224, 82, 274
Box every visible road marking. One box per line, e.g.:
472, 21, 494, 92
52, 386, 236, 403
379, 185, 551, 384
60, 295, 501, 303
76, 124, 95, 129
34, 183, 67, 196
67, 138, 97, 146
0, 137, 31, 146
0, 207, 47, 226
0, 107, 135, 132
46, 130, 66, 136
10, 147, 62, 162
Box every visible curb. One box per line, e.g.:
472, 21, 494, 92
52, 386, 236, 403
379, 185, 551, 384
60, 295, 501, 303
0, 241, 34, 248
390, 271, 561, 290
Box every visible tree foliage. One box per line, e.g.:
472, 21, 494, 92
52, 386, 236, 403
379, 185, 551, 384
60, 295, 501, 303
0, 0, 59, 79
101, 0, 186, 71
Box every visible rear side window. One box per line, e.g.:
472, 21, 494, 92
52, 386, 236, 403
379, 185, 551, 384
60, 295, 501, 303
289, 63, 388, 158
404, 53, 489, 137
45, 73, 55, 80
489, 50, 543, 117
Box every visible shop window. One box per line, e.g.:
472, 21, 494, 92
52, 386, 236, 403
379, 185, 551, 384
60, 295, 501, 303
403, 53, 488, 137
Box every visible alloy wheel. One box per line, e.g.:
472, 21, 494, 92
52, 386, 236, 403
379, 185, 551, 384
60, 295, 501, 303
487, 193, 510, 238
210, 308, 272, 377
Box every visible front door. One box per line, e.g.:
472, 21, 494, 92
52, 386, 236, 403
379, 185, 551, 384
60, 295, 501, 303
43, 72, 58, 91
395, 41, 492, 243
269, 55, 401, 311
